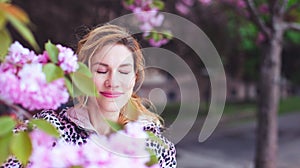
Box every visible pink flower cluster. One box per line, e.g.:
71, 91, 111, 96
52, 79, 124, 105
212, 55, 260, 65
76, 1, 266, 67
28, 122, 159, 168
56, 44, 79, 73
175, 0, 213, 15
0, 41, 78, 110
148, 38, 168, 47
175, 0, 195, 15
123, 0, 170, 47
178, 0, 248, 15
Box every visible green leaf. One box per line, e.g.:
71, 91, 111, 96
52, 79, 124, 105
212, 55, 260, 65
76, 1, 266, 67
76, 62, 92, 77
73, 82, 85, 97
106, 120, 123, 132
42, 63, 64, 82
0, 11, 7, 29
45, 41, 59, 63
287, 0, 298, 8
242, 39, 255, 50
0, 132, 13, 164
64, 76, 86, 97
162, 30, 173, 39
0, 0, 11, 3
146, 131, 168, 149
10, 132, 32, 166
0, 28, 11, 60
29, 119, 60, 138
239, 23, 257, 50
285, 30, 300, 44
145, 148, 158, 166
0, 116, 16, 136
152, 0, 165, 10
124, 0, 134, 5
152, 31, 159, 42
5, 13, 39, 51
71, 72, 98, 97
70, 166, 83, 168
64, 77, 74, 98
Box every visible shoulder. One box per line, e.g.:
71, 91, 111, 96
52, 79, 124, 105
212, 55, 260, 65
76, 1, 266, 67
141, 121, 177, 168
33, 108, 70, 133
34, 108, 89, 145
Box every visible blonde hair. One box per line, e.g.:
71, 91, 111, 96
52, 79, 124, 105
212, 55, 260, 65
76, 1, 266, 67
75, 24, 163, 126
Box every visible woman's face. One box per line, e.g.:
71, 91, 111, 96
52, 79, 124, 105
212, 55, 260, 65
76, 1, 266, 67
91, 44, 136, 113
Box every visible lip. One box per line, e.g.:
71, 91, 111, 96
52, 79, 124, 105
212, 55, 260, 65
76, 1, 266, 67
100, 91, 123, 98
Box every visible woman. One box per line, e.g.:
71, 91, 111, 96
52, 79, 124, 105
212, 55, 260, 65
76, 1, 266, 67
2, 24, 176, 168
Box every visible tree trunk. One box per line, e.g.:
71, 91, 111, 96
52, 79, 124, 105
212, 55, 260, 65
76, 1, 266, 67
255, 27, 284, 168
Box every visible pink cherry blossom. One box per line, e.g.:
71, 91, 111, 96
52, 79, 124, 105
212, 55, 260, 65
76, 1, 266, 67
6, 41, 37, 65
49, 142, 82, 167
175, 2, 190, 15
198, 0, 212, 5
0, 70, 20, 103
149, 14, 164, 27
27, 122, 159, 168
140, 22, 153, 32
123, 0, 170, 47
236, 0, 246, 8
183, 0, 195, 6
56, 44, 79, 73
18, 63, 46, 92
35, 51, 50, 64
29, 130, 55, 168
0, 62, 17, 73
149, 38, 169, 47
134, 8, 158, 23
125, 122, 148, 138
108, 131, 149, 157
30, 129, 56, 148
28, 146, 51, 168
122, 0, 136, 10
0, 42, 75, 111
16, 63, 69, 110
259, 3, 269, 14
256, 32, 266, 44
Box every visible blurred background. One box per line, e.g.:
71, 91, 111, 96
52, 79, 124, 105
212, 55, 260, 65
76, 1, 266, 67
5, 0, 300, 167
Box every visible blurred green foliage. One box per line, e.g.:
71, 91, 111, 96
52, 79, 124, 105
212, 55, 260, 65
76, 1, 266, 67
0, 2, 38, 60
223, 96, 300, 115
0, 118, 59, 166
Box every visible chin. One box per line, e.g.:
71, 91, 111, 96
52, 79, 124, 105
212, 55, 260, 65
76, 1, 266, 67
100, 102, 126, 113
96, 95, 130, 113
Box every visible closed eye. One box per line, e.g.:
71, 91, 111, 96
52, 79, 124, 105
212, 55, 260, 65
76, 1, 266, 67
119, 71, 130, 74
96, 70, 108, 74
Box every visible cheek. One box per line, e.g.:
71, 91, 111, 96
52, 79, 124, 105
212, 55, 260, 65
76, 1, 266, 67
121, 75, 136, 90
93, 76, 105, 89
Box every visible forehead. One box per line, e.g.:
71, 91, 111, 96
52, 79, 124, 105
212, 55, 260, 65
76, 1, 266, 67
91, 44, 134, 66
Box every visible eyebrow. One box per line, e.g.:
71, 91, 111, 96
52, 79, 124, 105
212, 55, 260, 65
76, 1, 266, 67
92, 62, 133, 68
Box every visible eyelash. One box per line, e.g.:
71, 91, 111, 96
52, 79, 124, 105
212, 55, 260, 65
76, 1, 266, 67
96, 70, 107, 74
96, 70, 130, 74
120, 71, 130, 74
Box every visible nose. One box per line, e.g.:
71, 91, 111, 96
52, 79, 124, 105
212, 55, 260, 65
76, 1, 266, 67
104, 72, 119, 88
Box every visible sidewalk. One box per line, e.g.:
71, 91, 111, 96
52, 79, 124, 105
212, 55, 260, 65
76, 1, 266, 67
174, 112, 300, 168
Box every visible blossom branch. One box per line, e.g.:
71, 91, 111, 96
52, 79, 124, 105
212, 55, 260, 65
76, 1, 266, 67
244, 0, 271, 38
269, 0, 280, 15
284, 22, 300, 31
279, 0, 289, 17
0, 97, 32, 119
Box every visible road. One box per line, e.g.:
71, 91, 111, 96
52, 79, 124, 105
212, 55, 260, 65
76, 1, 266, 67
173, 112, 300, 168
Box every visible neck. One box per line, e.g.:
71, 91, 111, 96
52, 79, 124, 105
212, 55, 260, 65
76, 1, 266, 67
86, 98, 120, 135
